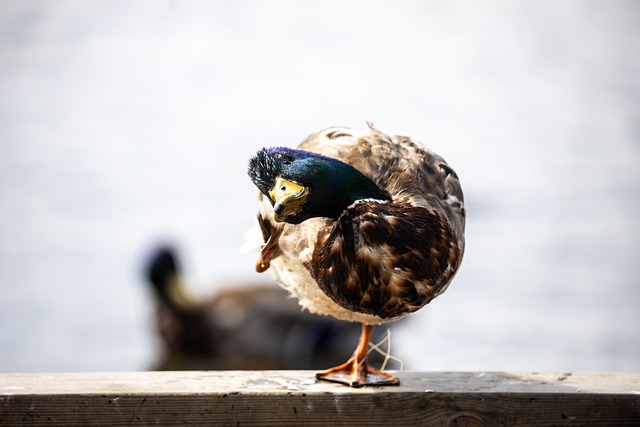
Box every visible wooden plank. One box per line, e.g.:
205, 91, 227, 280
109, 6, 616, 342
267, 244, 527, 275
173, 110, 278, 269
1, 371, 639, 426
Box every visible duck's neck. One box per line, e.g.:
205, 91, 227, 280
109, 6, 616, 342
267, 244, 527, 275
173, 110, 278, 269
289, 157, 390, 223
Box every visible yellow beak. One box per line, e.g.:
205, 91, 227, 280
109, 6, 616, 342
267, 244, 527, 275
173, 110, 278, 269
268, 177, 308, 222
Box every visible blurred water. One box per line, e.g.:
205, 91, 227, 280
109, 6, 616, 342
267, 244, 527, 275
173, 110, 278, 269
0, 1, 638, 373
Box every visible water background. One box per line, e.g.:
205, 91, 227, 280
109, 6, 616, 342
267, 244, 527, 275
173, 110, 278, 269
1, 1, 639, 373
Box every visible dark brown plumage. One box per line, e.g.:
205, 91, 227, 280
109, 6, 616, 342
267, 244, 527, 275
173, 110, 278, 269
310, 199, 461, 319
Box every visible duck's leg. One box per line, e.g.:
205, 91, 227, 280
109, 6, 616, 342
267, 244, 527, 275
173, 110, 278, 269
255, 213, 284, 273
316, 324, 400, 387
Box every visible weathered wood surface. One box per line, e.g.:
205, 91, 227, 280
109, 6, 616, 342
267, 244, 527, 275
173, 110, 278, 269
1, 371, 638, 426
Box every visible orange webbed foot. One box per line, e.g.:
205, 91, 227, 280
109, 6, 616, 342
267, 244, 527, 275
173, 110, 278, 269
315, 324, 400, 388
255, 213, 284, 273
316, 358, 399, 388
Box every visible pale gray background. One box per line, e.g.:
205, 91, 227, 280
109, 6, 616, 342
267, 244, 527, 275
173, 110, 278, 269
1, 0, 638, 372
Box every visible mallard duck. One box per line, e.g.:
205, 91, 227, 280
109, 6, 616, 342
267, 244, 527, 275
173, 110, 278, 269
248, 124, 465, 387
145, 245, 384, 370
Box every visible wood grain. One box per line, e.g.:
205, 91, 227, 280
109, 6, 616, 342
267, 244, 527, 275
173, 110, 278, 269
1, 371, 639, 426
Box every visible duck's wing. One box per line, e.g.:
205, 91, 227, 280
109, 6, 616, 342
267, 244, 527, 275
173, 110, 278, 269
298, 125, 465, 238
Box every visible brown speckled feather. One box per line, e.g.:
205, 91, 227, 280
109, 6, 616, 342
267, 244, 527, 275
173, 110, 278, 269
309, 198, 461, 318
257, 124, 465, 324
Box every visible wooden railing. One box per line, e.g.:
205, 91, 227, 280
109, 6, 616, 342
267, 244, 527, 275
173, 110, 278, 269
1, 371, 639, 425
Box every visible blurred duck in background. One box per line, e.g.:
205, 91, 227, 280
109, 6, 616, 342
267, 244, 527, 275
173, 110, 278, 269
144, 246, 389, 371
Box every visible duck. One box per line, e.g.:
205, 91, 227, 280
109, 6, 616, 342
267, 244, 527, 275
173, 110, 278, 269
247, 123, 465, 387
144, 245, 388, 370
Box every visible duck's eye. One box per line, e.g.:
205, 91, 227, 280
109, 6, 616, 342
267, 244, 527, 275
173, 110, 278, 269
280, 154, 294, 165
